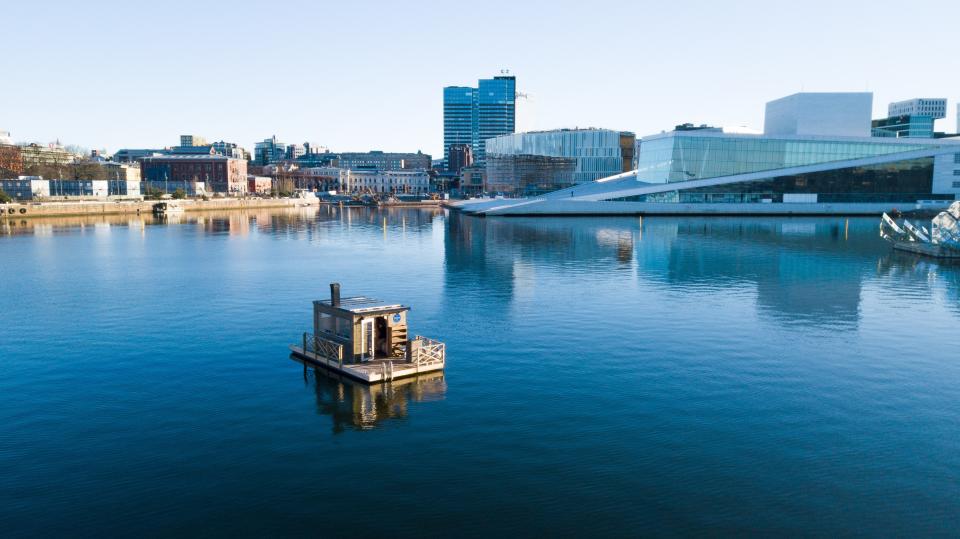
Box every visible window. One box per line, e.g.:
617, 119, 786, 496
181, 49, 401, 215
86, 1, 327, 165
954, 170, 960, 176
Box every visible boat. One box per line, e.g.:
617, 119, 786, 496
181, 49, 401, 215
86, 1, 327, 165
880, 201, 960, 259
152, 201, 184, 215
289, 283, 446, 383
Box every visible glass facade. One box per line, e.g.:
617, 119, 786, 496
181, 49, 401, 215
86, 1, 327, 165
443, 86, 475, 160
614, 157, 938, 204
443, 76, 516, 164
635, 133, 932, 183
486, 129, 634, 185
871, 115, 935, 139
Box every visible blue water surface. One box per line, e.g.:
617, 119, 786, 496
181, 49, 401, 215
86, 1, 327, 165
1, 207, 958, 536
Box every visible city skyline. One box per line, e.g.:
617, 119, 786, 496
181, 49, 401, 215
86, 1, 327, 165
3, 0, 959, 156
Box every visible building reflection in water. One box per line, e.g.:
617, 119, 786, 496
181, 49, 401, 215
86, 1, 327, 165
444, 213, 960, 329
294, 357, 446, 433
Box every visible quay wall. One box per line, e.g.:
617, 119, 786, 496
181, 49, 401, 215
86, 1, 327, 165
0, 198, 319, 219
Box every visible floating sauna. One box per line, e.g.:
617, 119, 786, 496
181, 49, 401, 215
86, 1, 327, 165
289, 283, 446, 383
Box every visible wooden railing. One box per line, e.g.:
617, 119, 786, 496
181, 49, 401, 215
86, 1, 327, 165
411, 336, 445, 366
302, 332, 344, 366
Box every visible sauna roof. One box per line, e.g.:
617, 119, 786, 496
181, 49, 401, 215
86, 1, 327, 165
314, 296, 409, 314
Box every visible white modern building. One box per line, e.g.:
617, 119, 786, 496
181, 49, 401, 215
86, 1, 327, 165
456, 92, 960, 216
764, 92, 873, 137
888, 98, 947, 119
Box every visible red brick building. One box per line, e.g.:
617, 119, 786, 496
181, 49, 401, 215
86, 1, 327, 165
140, 155, 247, 194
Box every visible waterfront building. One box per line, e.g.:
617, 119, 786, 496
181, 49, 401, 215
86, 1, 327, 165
764, 92, 873, 137
443, 74, 516, 163
0, 130, 12, 145
247, 175, 272, 194
485, 154, 576, 194
484, 128, 636, 193
180, 135, 208, 147
459, 165, 486, 196
0, 177, 48, 200
300, 167, 350, 192
254, 136, 286, 166
48, 179, 109, 197
294, 152, 338, 168
99, 162, 141, 183
457, 92, 960, 215
447, 144, 473, 174
336, 151, 431, 171
346, 169, 429, 195
140, 154, 247, 194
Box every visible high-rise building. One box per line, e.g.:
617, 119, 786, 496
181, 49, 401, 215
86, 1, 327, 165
443, 74, 516, 164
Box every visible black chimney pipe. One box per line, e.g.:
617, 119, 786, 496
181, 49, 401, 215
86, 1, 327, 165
330, 282, 341, 307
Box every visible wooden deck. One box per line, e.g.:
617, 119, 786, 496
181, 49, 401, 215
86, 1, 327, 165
289, 345, 445, 383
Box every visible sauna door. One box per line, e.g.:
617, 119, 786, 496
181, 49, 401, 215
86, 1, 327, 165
360, 318, 375, 361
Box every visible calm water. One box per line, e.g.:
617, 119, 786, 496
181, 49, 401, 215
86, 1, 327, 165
1, 207, 959, 536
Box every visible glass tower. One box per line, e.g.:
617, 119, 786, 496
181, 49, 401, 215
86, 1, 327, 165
443, 75, 516, 165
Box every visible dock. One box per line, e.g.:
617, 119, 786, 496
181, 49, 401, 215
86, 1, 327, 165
289, 283, 446, 383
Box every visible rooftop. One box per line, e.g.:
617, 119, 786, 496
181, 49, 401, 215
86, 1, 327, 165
314, 296, 408, 314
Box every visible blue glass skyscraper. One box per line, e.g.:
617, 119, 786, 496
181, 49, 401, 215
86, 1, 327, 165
443, 75, 516, 165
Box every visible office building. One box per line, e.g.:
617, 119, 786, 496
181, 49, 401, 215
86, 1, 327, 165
872, 97, 947, 139
254, 136, 286, 165
286, 144, 306, 160
140, 154, 247, 194
336, 151, 431, 171
457, 92, 960, 215
872, 115, 935, 138
485, 128, 636, 193
888, 98, 946, 119
443, 74, 516, 163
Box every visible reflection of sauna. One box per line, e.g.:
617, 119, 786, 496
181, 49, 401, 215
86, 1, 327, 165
291, 283, 445, 383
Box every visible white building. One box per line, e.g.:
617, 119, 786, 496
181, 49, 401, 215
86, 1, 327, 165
764, 92, 873, 137
888, 98, 947, 119
347, 170, 429, 195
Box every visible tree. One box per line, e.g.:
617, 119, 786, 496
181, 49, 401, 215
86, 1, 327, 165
0, 189, 12, 203
172, 188, 186, 199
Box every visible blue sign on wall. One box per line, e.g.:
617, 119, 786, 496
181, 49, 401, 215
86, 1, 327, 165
393, 313, 402, 323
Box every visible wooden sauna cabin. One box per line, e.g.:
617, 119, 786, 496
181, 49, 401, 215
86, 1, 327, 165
290, 283, 446, 383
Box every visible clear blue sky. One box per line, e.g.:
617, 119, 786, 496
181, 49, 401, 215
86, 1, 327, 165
2, 0, 958, 157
